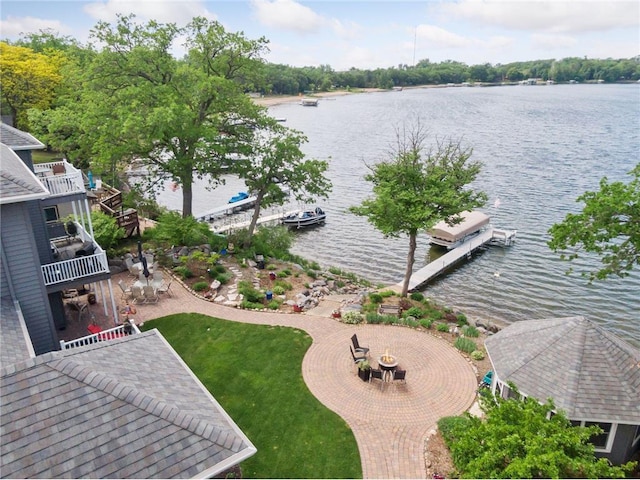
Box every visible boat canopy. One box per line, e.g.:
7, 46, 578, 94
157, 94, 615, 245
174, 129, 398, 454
428, 211, 490, 244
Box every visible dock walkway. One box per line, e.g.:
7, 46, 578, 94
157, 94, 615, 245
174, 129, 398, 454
401, 228, 516, 291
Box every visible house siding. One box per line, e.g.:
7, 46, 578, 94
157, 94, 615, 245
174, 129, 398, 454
0, 202, 59, 354
27, 199, 55, 265
597, 423, 640, 465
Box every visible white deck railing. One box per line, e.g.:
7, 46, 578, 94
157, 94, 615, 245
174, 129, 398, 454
34, 160, 84, 196
59, 323, 141, 350
42, 249, 109, 286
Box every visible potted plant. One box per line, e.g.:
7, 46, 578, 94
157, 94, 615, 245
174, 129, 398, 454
357, 360, 371, 381
331, 309, 341, 319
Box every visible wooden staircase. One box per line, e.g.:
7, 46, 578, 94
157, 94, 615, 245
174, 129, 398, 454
95, 184, 140, 238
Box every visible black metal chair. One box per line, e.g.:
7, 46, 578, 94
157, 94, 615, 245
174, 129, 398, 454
350, 346, 367, 372
369, 368, 385, 391
351, 334, 370, 356
393, 369, 407, 384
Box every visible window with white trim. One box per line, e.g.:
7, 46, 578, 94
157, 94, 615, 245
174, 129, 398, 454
572, 420, 617, 452
44, 206, 59, 223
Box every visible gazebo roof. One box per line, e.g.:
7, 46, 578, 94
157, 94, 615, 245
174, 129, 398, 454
485, 316, 640, 423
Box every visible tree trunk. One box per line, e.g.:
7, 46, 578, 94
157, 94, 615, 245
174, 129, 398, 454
182, 177, 193, 218
401, 232, 417, 297
243, 191, 264, 248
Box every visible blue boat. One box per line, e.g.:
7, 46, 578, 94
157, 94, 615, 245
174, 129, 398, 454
228, 192, 249, 203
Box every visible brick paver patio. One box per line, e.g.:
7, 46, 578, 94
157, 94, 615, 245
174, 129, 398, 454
70, 271, 478, 479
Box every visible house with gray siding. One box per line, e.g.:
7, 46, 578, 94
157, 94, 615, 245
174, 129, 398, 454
1, 123, 118, 353
484, 316, 640, 465
1, 128, 257, 477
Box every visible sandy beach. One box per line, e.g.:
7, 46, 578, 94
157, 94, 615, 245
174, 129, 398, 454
253, 88, 385, 107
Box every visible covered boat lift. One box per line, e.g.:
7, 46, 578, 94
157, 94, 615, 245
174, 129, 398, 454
428, 210, 490, 249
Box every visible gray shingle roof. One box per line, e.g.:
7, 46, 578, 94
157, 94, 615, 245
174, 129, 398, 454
1, 330, 256, 479
0, 123, 45, 151
485, 316, 640, 423
0, 144, 50, 204
0, 297, 36, 366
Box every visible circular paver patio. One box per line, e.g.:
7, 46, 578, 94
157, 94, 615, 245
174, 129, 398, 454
112, 272, 478, 479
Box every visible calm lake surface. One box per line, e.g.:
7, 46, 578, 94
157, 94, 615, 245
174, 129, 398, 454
157, 84, 640, 347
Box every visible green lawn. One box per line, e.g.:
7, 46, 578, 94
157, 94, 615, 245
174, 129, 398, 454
142, 313, 362, 479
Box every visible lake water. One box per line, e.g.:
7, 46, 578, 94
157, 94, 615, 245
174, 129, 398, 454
156, 84, 640, 347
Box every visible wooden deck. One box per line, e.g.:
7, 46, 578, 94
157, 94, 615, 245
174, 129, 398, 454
400, 228, 516, 292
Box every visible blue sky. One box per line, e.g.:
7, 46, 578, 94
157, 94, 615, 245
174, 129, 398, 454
1, 1, 638, 70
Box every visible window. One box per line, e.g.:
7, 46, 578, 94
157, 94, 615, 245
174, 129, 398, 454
44, 206, 59, 223
632, 425, 640, 446
585, 422, 612, 449
572, 420, 616, 452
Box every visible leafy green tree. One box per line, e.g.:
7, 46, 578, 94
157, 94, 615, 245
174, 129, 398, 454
441, 388, 636, 478
234, 125, 331, 247
548, 164, 640, 281
47, 15, 271, 218
0, 42, 63, 129
350, 120, 486, 296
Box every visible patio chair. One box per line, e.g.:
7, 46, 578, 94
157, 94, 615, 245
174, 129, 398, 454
350, 346, 367, 372
157, 279, 173, 297
130, 285, 144, 304
369, 368, 385, 391
124, 257, 141, 277
117, 280, 132, 301
392, 369, 406, 384
351, 334, 370, 356
142, 285, 158, 303
152, 270, 164, 289
479, 370, 493, 389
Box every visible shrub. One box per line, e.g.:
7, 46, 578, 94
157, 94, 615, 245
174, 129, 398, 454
272, 285, 287, 295
404, 306, 423, 319
173, 266, 193, 279
192, 281, 209, 292
454, 337, 477, 354
328, 266, 342, 275
382, 315, 397, 325
438, 416, 473, 446
266, 264, 277, 270
267, 300, 282, 310
309, 261, 321, 270
342, 311, 364, 324
429, 311, 444, 322
238, 281, 264, 303
369, 292, 383, 304
456, 313, 468, 326
365, 313, 385, 324
305, 269, 318, 279
471, 350, 485, 361
463, 325, 480, 338
404, 317, 419, 328
146, 211, 213, 247
277, 269, 291, 278
86, 211, 124, 251
379, 290, 395, 298
274, 280, 292, 291
436, 322, 450, 332
241, 300, 265, 310
409, 292, 424, 302
419, 318, 433, 329
216, 272, 233, 285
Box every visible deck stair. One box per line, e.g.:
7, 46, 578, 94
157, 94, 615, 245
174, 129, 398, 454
96, 184, 140, 237
400, 228, 516, 292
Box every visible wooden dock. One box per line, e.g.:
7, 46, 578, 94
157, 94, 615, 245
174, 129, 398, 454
400, 228, 516, 292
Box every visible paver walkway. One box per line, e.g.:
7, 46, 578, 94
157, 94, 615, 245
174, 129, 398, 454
87, 272, 478, 479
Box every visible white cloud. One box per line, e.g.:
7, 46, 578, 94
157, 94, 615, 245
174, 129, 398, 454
0, 15, 71, 38
251, 0, 324, 33
531, 33, 578, 50
329, 18, 362, 41
436, 0, 639, 34
416, 24, 472, 48
83, 0, 216, 26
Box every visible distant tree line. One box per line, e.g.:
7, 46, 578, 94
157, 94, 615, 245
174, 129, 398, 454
259, 56, 640, 95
